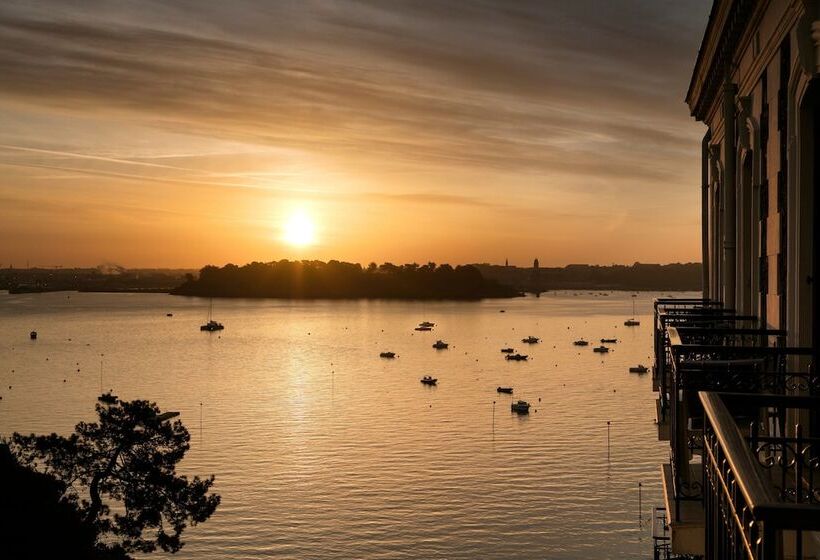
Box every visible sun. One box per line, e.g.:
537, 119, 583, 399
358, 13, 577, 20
282, 211, 316, 247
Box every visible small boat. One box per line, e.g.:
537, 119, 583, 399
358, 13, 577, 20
629, 364, 649, 374
573, 339, 589, 346
521, 336, 540, 344
506, 353, 528, 361
600, 338, 617, 343
593, 345, 610, 353
511, 400, 530, 414
421, 376, 438, 386
500, 347, 515, 353
499, 309, 506, 313
415, 326, 433, 331
379, 351, 396, 359
497, 387, 513, 394
166, 313, 174, 317
200, 320, 224, 332
432, 340, 449, 349
29, 331, 37, 340
419, 321, 435, 328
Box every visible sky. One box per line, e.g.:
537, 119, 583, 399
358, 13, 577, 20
0, 0, 712, 269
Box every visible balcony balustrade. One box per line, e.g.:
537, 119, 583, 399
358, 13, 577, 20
701, 392, 820, 560
651, 298, 817, 557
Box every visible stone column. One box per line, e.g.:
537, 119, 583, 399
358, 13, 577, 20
701, 131, 711, 299
722, 81, 738, 309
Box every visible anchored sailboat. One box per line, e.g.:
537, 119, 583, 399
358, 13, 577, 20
624, 294, 640, 326
200, 299, 224, 332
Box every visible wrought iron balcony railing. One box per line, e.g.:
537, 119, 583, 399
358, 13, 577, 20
701, 392, 820, 560
653, 305, 759, 408
665, 338, 813, 522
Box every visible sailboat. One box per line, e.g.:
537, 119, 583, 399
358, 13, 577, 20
200, 299, 225, 332
624, 295, 640, 326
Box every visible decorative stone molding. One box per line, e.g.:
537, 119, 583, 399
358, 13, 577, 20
709, 144, 723, 186
813, 21, 820, 73
736, 96, 754, 151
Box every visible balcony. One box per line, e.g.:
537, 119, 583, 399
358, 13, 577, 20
650, 297, 817, 557
652, 302, 759, 423
701, 392, 820, 559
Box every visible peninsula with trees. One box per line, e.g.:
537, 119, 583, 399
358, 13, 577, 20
171, 260, 520, 299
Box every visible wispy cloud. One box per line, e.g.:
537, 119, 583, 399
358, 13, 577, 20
0, 2, 707, 182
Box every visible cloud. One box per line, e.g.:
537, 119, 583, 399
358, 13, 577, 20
0, 1, 708, 187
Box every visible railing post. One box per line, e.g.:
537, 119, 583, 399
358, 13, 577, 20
793, 426, 804, 560
795, 423, 804, 504
761, 524, 776, 560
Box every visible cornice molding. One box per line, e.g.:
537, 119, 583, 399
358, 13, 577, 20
687, 0, 759, 122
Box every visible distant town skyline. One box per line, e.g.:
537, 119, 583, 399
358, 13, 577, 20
0, 0, 711, 268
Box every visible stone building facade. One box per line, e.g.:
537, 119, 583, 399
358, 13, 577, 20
687, 0, 818, 352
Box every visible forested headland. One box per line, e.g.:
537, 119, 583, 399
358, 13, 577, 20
171, 260, 521, 299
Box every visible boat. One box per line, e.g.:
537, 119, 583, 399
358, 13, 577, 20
521, 336, 540, 344
500, 347, 515, 353
505, 353, 528, 361
499, 309, 506, 313
166, 313, 174, 317
200, 320, 224, 332
511, 400, 531, 413
593, 345, 610, 353
497, 386, 513, 394
420, 376, 438, 386
600, 338, 617, 343
624, 295, 640, 326
629, 364, 649, 374
200, 299, 224, 332
573, 339, 589, 346
379, 351, 396, 359
418, 321, 435, 328
29, 331, 37, 340
415, 326, 433, 331
432, 340, 449, 349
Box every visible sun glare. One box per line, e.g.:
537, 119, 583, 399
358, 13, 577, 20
282, 211, 316, 247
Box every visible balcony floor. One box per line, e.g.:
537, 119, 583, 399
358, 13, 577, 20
661, 463, 704, 556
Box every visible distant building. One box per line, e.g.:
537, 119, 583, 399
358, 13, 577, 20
533, 258, 539, 270
652, 2, 820, 558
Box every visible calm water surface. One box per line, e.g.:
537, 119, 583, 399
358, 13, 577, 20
0, 291, 683, 559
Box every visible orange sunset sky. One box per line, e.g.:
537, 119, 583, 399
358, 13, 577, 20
0, 1, 711, 269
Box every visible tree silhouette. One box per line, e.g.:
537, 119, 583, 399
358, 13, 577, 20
172, 259, 519, 299
9, 394, 220, 557
0, 443, 99, 559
